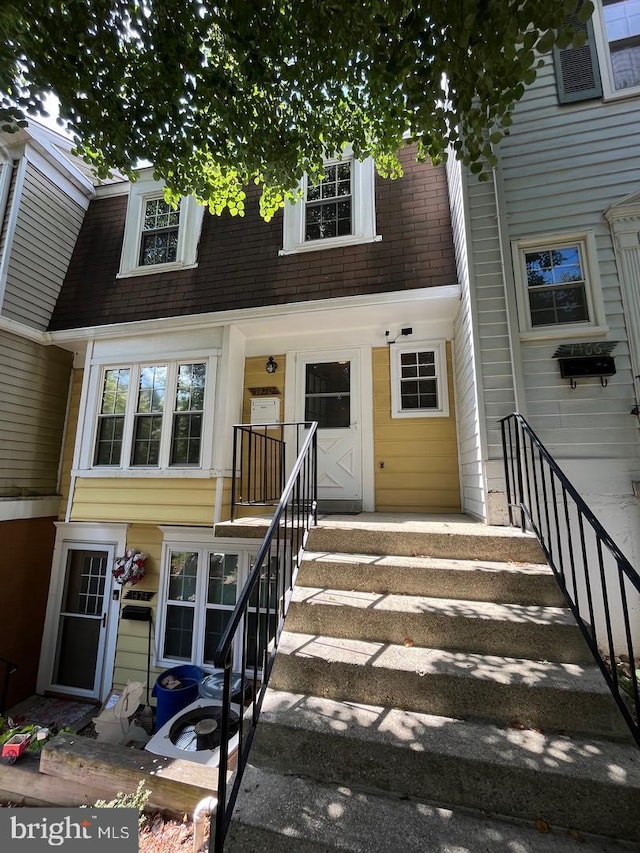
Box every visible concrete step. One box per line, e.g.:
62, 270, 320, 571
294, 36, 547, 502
242, 691, 640, 845
227, 766, 640, 852
306, 516, 546, 564
215, 513, 546, 564
286, 587, 592, 663
269, 631, 630, 740
298, 551, 566, 606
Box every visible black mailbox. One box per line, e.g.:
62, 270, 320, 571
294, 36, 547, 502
558, 356, 616, 387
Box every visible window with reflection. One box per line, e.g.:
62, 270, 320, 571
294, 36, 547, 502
304, 361, 351, 428
158, 544, 280, 672
93, 360, 208, 470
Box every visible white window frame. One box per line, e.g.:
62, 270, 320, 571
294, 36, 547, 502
79, 355, 217, 474
280, 148, 380, 255
592, 0, 640, 100
512, 231, 608, 341
390, 340, 450, 418
118, 173, 204, 277
155, 530, 278, 672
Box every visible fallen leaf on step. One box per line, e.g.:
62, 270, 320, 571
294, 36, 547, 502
510, 720, 526, 730
568, 830, 583, 842
403, 638, 415, 647
535, 819, 550, 833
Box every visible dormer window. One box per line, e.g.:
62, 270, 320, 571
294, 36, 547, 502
118, 172, 204, 278
140, 197, 181, 266
305, 162, 352, 241
280, 148, 380, 255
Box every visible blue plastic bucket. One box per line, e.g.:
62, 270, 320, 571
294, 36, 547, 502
152, 665, 205, 731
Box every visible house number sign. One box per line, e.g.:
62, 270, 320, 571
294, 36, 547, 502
552, 342, 618, 359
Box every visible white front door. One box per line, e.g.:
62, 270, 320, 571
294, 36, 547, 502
294, 350, 363, 510
41, 542, 119, 700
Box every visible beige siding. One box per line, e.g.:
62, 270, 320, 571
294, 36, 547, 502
372, 345, 460, 513
447, 155, 485, 519
2, 162, 85, 330
69, 478, 217, 525
57, 368, 82, 519
111, 524, 165, 695
0, 329, 72, 497
0, 159, 18, 263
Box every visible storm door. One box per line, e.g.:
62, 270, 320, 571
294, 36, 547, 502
50, 547, 113, 698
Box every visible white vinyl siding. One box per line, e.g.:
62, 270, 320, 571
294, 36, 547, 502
2, 162, 85, 330
0, 329, 72, 496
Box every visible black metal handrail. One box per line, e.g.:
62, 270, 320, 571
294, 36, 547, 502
0, 656, 17, 716
501, 413, 640, 746
230, 423, 289, 520
211, 421, 318, 851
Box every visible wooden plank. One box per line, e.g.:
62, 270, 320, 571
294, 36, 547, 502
40, 733, 226, 817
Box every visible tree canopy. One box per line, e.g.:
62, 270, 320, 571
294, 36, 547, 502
0, 1, 592, 218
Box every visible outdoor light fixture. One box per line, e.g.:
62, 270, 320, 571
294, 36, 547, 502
266, 356, 278, 374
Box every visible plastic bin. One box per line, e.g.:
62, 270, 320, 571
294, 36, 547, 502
152, 664, 205, 731
198, 670, 252, 705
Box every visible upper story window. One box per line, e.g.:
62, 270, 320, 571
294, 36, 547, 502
601, 0, 640, 92
118, 173, 204, 278
91, 358, 213, 471
555, 1, 640, 101
140, 198, 181, 266
390, 341, 450, 418
305, 162, 352, 241
512, 232, 608, 340
280, 149, 379, 255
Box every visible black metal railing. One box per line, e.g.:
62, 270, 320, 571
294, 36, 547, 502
211, 421, 318, 851
0, 657, 17, 716
501, 413, 640, 746
230, 423, 289, 520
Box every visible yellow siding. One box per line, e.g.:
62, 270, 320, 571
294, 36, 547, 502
70, 477, 217, 525
242, 354, 286, 421
372, 344, 460, 513
58, 368, 82, 520
111, 524, 165, 696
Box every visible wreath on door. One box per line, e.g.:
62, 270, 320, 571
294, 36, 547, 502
112, 549, 147, 586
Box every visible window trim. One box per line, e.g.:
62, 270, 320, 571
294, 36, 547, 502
592, 0, 640, 100
280, 149, 380, 255
80, 355, 217, 474
512, 231, 608, 341
118, 175, 204, 278
155, 531, 276, 672
390, 340, 450, 419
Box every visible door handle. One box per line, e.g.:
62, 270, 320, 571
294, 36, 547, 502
101, 613, 107, 628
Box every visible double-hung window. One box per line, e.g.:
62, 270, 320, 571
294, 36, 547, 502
139, 198, 181, 266
281, 148, 379, 254
118, 172, 204, 277
157, 533, 279, 671
92, 359, 212, 470
512, 232, 608, 340
390, 341, 450, 418
305, 161, 353, 241
599, 0, 640, 93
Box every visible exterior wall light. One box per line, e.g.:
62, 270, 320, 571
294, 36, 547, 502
266, 356, 278, 374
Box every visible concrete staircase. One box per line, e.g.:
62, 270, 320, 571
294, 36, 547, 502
222, 515, 640, 852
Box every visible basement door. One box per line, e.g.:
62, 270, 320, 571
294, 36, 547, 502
43, 543, 119, 700
294, 350, 363, 512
